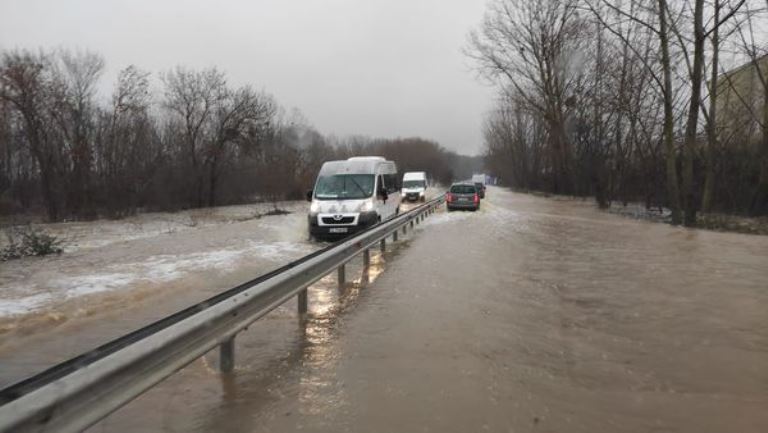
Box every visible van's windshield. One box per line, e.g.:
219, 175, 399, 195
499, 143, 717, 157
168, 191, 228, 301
314, 174, 375, 200
403, 180, 425, 189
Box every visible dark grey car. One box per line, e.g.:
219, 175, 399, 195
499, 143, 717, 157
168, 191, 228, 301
446, 183, 480, 211
474, 182, 486, 199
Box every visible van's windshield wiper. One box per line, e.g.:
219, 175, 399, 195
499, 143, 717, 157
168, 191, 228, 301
348, 178, 368, 197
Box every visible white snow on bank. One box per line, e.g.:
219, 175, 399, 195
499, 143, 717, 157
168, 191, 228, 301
0, 241, 315, 319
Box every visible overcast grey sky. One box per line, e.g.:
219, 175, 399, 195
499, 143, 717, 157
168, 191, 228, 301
0, 0, 494, 155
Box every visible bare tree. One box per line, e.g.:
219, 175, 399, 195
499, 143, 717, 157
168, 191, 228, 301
48, 50, 105, 215
205, 86, 276, 206
468, 0, 588, 194
162, 66, 227, 207
98, 65, 158, 214
0, 50, 63, 220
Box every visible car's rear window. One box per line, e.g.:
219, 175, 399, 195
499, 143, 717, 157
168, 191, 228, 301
450, 185, 476, 194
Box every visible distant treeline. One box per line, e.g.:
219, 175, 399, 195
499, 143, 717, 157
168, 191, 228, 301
470, 0, 768, 223
0, 49, 477, 221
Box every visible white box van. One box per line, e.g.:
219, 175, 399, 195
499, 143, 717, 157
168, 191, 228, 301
471, 173, 487, 185
307, 156, 401, 239
401, 171, 428, 202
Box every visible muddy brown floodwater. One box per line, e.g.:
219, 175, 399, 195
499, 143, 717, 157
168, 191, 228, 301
5, 187, 768, 432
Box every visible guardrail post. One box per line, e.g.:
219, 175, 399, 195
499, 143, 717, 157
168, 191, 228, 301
410, 220, 414, 228
402, 225, 407, 235
380, 238, 386, 252
298, 289, 308, 315
337, 264, 346, 287
219, 336, 235, 373
363, 248, 370, 267
393, 230, 398, 242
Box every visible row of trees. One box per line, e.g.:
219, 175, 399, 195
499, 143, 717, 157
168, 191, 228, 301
469, 0, 768, 224
0, 49, 469, 221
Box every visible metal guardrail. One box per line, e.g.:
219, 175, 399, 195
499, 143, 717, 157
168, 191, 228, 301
0, 196, 444, 433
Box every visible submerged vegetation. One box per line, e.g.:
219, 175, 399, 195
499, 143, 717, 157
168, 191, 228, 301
1, 226, 63, 261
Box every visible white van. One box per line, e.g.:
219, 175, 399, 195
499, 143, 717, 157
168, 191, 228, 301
307, 156, 401, 239
401, 171, 428, 202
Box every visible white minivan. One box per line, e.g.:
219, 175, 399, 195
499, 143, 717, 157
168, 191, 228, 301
401, 171, 428, 202
307, 156, 401, 239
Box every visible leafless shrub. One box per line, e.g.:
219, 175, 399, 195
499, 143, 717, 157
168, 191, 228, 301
1, 225, 63, 260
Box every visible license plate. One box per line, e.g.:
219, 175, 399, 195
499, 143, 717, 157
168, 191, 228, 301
329, 227, 348, 233
460, 197, 469, 201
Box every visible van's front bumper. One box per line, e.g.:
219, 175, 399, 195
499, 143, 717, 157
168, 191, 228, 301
308, 212, 379, 239
402, 193, 424, 201
401, 190, 425, 201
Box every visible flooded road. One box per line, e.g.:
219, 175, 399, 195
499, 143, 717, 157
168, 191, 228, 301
0, 191, 437, 387
5, 187, 768, 432
0, 201, 317, 386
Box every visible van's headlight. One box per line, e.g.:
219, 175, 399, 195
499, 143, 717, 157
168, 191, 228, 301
310, 201, 320, 213
419, 191, 425, 196
401, 192, 406, 197
360, 199, 374, 212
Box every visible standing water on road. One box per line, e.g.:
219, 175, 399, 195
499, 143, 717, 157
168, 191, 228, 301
0, 201, 318, 387
85, 186, 768, 433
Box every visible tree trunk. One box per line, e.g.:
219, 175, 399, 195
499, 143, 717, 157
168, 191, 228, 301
681, 0, 705, 227
40, 156, 60, 221
659, 0, 682, 224
207, 159, 218, 208
701, 1, 720, 213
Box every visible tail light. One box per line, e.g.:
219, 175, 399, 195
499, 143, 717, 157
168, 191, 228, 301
473, 193, 479, 203
446, 192, 453, 202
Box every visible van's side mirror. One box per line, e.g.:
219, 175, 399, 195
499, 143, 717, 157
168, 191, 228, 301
378, 188, 388, 201
306, 190, 313, 202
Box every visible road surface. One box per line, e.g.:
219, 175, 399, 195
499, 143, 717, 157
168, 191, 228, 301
90, 187, 768, 433
2, 187, 767, 432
